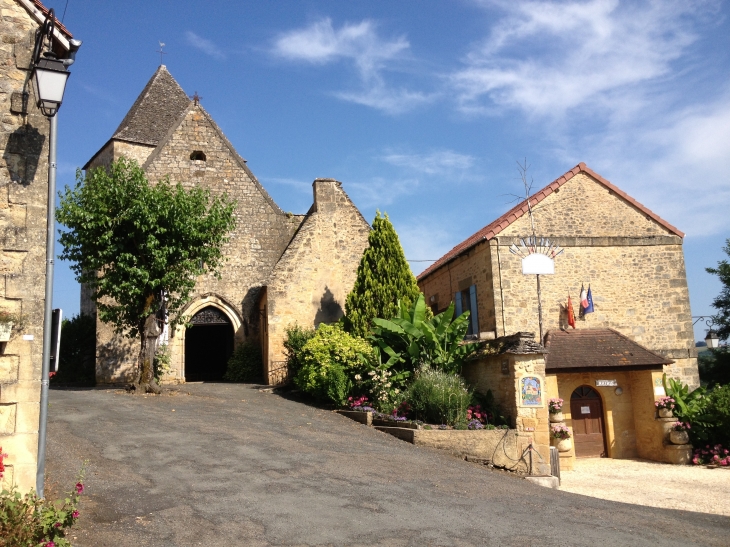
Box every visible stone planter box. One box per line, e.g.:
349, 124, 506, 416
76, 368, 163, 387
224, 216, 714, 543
336, 410, 372, 426
669, 430, 689, 445
374, 427, 539, 474
549, 412, 564, 423
372, 418, 420, 429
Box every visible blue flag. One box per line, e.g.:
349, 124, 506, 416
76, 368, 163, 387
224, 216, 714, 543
584, 285, 594, 314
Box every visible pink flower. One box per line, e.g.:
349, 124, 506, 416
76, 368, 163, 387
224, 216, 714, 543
54, 522, 62, 528
75, 482, 84, 494
45, 542, 55, 547
72, 510, 79, 519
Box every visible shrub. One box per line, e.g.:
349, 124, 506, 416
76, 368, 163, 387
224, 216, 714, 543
403, 368, 473, 426
223, 342, 263, 383
0, 449, 86, 547
50, 314, 96, 386
283, 324, 315, 379
153, 344, 171, 384
294, 324, 374, 406
703, 384, 730, 447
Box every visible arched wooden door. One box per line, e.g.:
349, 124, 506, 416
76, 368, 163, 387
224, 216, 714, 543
184, 306, 234, 382
570, 386, 607, 458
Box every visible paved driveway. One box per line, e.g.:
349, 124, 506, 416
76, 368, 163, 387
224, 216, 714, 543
45, 384, 730, 546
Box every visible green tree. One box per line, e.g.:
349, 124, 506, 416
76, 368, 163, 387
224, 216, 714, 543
56, 158, 236, 393
344, 211, 421, 337
707, 239, 730, 341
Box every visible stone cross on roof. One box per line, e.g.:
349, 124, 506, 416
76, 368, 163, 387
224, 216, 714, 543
190, 91, 202, 106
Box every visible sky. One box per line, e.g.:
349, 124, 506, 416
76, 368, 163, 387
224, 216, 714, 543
44, 0, 730, 341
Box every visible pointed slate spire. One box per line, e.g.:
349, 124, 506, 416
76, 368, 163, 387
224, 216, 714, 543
112, 65, 191, 146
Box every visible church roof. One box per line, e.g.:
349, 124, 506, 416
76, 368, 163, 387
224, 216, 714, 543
111, 65, 191, 146
417, 163, 684, 281
544, 328, 673, 372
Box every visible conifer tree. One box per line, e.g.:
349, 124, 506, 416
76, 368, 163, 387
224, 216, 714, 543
344, 212, 421, 337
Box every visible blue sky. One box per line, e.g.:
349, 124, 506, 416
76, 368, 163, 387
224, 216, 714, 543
47, 0, 730, 341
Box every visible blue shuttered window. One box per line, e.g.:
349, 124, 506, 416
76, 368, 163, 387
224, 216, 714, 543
454, 285, 478, 337
469, 284, 479, 337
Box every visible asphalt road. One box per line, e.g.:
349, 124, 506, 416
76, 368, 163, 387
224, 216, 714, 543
45, 384, 730, 547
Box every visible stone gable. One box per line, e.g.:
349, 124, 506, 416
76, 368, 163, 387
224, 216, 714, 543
499, 172, 674, 239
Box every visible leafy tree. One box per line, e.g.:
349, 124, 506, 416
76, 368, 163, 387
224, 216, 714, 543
707, 239, 730, 341
56, 158, 236, 393
344, 211, 421, 337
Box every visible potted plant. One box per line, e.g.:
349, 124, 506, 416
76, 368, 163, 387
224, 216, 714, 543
0, 311, 14, 342
548, 398, 564, 423
551, 424, 572, 452
669, 421, 691, 445
654, 396, 675, 418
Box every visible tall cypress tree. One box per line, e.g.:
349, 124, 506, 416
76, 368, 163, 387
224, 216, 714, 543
344, 212, 421, 337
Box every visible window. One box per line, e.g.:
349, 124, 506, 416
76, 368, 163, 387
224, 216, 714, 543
454, 284, 479, 337
190, 150, 206, 161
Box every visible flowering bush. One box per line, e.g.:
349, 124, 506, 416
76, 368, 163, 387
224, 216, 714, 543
551, 424, 571, 440
353, 351, 410, 412
467, 419, 484, 430
654, 396, 676, 411
548, 398, 564, 414
403, 368, 473, 426
0, 450, 86, 547
670, 421, 691, 432
347, 396, 374, 412
466, 405, 487, 424
692, 444, 730, 466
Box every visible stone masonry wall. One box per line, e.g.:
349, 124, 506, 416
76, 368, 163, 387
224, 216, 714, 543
0, 0, 55, 491
92, 104, 303, 382
264, 179, 370, 384
421, 172, 698, 388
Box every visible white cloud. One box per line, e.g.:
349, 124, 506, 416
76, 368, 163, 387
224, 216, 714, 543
186, 31, 225, 60
272, 18, 429, 114
382, 149, 475, 175
451, 0, 706, 117
346, 177, 419, 208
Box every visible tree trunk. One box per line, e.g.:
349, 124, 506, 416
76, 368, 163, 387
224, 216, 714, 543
136, 315, 161, 394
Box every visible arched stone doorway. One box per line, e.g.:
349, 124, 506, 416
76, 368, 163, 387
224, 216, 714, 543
570, 385, 607, 458
185, 306, 234, 382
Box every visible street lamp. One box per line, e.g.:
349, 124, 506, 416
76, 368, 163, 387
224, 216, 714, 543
31, 9, 80, 498
705, 329, 720, 349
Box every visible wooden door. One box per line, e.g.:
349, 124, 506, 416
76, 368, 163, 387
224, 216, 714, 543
570, 386, 607, 458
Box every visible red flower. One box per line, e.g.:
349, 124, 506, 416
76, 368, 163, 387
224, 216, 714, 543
75, 482, 84, 494
72, 510, 80, 519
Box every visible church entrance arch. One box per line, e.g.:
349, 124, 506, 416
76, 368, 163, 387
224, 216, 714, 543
570, 386, 607, 458
185, 306, 234, 382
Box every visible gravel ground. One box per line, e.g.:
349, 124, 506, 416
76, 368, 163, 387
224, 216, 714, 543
560, 458, 730, 517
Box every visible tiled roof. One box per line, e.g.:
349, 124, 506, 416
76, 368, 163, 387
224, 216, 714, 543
417, 163, 684, 280
111, 65, 191, 146
20, 0, 73, 38
543, 329, 673, 371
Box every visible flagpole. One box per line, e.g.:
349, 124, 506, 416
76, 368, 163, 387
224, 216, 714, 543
536, 274, 543, 343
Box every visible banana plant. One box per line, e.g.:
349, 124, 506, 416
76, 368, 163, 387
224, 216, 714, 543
371, 294, 479, 374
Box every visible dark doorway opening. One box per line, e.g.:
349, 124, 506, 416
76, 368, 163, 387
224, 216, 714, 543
185, 307, 234, 382
570, 385, 607, 458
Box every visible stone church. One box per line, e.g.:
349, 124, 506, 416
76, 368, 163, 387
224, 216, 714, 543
82, 66, 370, 386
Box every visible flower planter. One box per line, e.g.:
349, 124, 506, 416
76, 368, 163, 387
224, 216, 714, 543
658, 408, 673, 419
555, 438, 572, 452
0, 322, 12, 342
549, 411, 564, 423
669, 430, 689, 445
372, 418, 420, 429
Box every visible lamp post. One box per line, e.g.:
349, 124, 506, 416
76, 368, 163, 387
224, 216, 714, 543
30, 9, 79, 498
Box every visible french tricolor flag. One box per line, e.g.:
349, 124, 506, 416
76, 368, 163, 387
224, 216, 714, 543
581, 285, 594, 314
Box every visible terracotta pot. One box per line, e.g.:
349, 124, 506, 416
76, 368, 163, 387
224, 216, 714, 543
549, 411, 564, 423
555, 437, 572, 452
658, 408, 673, 419
669, 430, 689, 445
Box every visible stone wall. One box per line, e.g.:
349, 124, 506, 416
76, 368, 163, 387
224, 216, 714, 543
263, 179, 370, 384
0, 0, 56, 491
420, 171, 698, 388
91, 104, 304, 383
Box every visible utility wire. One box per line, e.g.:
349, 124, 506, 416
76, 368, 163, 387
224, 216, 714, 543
61, 0, 69, 23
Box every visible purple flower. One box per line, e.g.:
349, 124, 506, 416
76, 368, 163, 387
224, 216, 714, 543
54, 522, 62, 528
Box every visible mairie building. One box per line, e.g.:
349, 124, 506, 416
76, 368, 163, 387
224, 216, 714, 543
417, 163, 698, 469
81, 65, 370, 387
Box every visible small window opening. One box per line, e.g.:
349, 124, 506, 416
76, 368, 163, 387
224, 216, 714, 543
190, 151, 206, 161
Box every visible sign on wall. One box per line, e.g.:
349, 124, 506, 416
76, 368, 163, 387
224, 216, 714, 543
595, 379, 618, 387
519, 376, 543, 407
